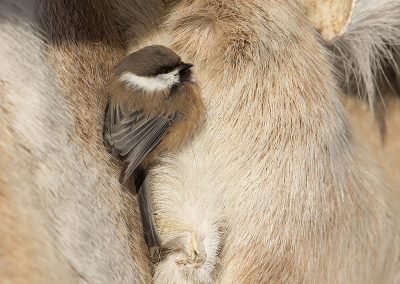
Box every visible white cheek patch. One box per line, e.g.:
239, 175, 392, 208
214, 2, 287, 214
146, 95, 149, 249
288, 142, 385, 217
119, 69, 180, 93
156, 69, 180, 89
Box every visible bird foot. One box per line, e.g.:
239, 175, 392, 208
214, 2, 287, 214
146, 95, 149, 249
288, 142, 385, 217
175, 232, 206, 268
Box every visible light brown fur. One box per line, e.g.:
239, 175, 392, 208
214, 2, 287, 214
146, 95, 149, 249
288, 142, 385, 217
0, 81, 74, 284
123, 0, 400, 282
1, 0, 400, 283
36, 0, 154, 281
0, 0, 170, 282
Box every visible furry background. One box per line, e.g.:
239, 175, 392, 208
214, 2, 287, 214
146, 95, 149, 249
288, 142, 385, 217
0, 0, 399, 283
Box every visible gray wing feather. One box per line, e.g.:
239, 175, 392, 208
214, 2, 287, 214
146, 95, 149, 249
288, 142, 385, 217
114, 118, 161, 153
120, 120, 170, 183
103, 102, 178, 184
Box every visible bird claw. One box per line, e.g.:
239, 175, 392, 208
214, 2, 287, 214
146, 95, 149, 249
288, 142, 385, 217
175, 232, 206, 268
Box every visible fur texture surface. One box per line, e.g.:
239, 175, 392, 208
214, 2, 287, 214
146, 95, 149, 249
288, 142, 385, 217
121, 0, 400, 282
1, 0, 400, 283
0, 0, 163, 282
330, 0, 400, 107
0, 1, 77, 282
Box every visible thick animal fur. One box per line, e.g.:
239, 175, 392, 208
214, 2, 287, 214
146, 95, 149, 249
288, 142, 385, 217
1, 0, 400, 283
0, 2, 77, 282
330, 0, 400, 107
119, 0, 400, 282
0, 0, 165, 282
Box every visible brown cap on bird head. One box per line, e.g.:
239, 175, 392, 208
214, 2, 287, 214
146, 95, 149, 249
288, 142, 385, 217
115, 45, 183, 77
114, 45, 194, 93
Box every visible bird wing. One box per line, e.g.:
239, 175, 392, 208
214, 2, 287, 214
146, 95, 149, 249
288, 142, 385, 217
103, 102, 179, 185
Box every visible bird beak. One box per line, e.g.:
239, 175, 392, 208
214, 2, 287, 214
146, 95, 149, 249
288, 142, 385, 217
179, 63, 194, 72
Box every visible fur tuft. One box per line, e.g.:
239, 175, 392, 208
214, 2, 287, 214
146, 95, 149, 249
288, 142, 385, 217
330, 0, 400, 107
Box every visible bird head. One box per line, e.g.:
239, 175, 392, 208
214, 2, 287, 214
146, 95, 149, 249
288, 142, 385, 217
115, 45, 194, 94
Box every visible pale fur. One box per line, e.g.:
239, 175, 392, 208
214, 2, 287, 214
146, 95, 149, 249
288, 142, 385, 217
330, 0, 400, 107
0, 2, 77, 282
120, 69, 180, 93
0, 0, 158, 282
121, 0, 400, 283
1, 0, 400, 283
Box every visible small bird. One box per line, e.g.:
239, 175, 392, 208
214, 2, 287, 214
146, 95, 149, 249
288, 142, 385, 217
103, 45, 205, 248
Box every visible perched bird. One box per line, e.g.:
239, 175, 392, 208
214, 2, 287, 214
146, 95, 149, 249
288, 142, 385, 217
103, 45, 205, 247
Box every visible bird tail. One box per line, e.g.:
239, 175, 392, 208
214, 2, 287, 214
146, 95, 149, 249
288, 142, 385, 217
138, 178, 161, 248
